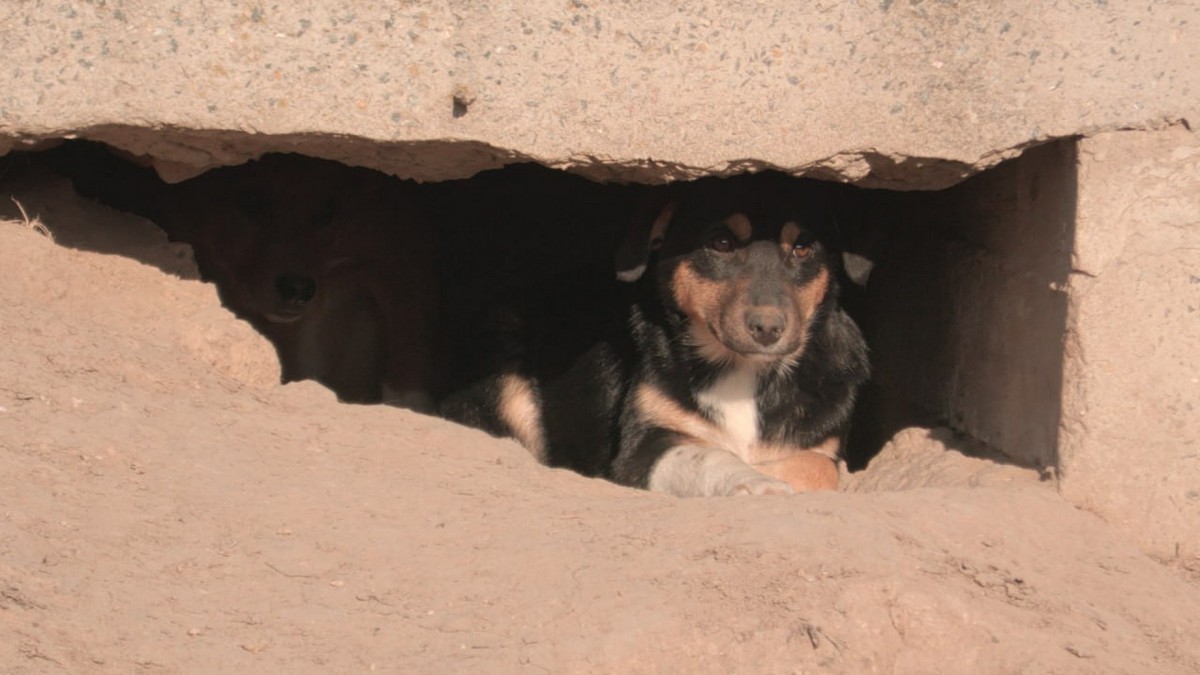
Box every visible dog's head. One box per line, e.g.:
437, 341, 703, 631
172, 178, 343, 326
617, 175, 840, 368
177, 156, 405, 325
193, 187, 339, 324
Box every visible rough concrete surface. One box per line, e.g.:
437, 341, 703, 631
1, 1, 1198, 185
1062, 126, 1200, 560
1, 179, 1199, 674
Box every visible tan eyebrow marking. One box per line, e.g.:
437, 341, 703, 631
781, 221, 802, 248
725, 213, 752, 242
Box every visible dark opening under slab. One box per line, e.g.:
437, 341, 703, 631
0, 139, 1076, 472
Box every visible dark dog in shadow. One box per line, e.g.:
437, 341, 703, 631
53, 143, 436, 409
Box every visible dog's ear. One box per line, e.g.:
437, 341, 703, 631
615, 198, 676, 282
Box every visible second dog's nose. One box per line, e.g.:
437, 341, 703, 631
276, 274, 317, 306
746, 309, 785, 346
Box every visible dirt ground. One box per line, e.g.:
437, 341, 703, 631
2, 174, 1199, 674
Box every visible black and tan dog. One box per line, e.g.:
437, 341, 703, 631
440, 173, 870, 496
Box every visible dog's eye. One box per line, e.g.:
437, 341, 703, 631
791, 242, 814, 259
708, 233, 735, 253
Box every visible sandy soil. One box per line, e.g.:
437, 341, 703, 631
2, 174, 1199, 674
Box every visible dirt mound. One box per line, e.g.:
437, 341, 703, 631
2, 178, 1199, 673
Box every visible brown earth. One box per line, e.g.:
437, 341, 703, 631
2, 175, 1199, 674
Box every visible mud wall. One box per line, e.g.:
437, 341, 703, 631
1062, 127, 1200, 559
1, 2, 1198, 557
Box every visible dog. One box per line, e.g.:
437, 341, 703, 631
186, 160, 437, 410
54, 145, 437, 409
440, 173, 870, 496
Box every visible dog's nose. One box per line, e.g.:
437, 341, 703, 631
275, 274, 317, 306
745, 308, 785, 346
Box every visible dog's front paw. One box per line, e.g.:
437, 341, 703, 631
730, 473, 795, 496
648, 446, 800, 498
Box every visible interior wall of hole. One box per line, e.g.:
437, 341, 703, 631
845, 141, 1075, 470
0, 140, 1077, 472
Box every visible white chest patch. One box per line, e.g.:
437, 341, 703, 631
696, 368, 760, 458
